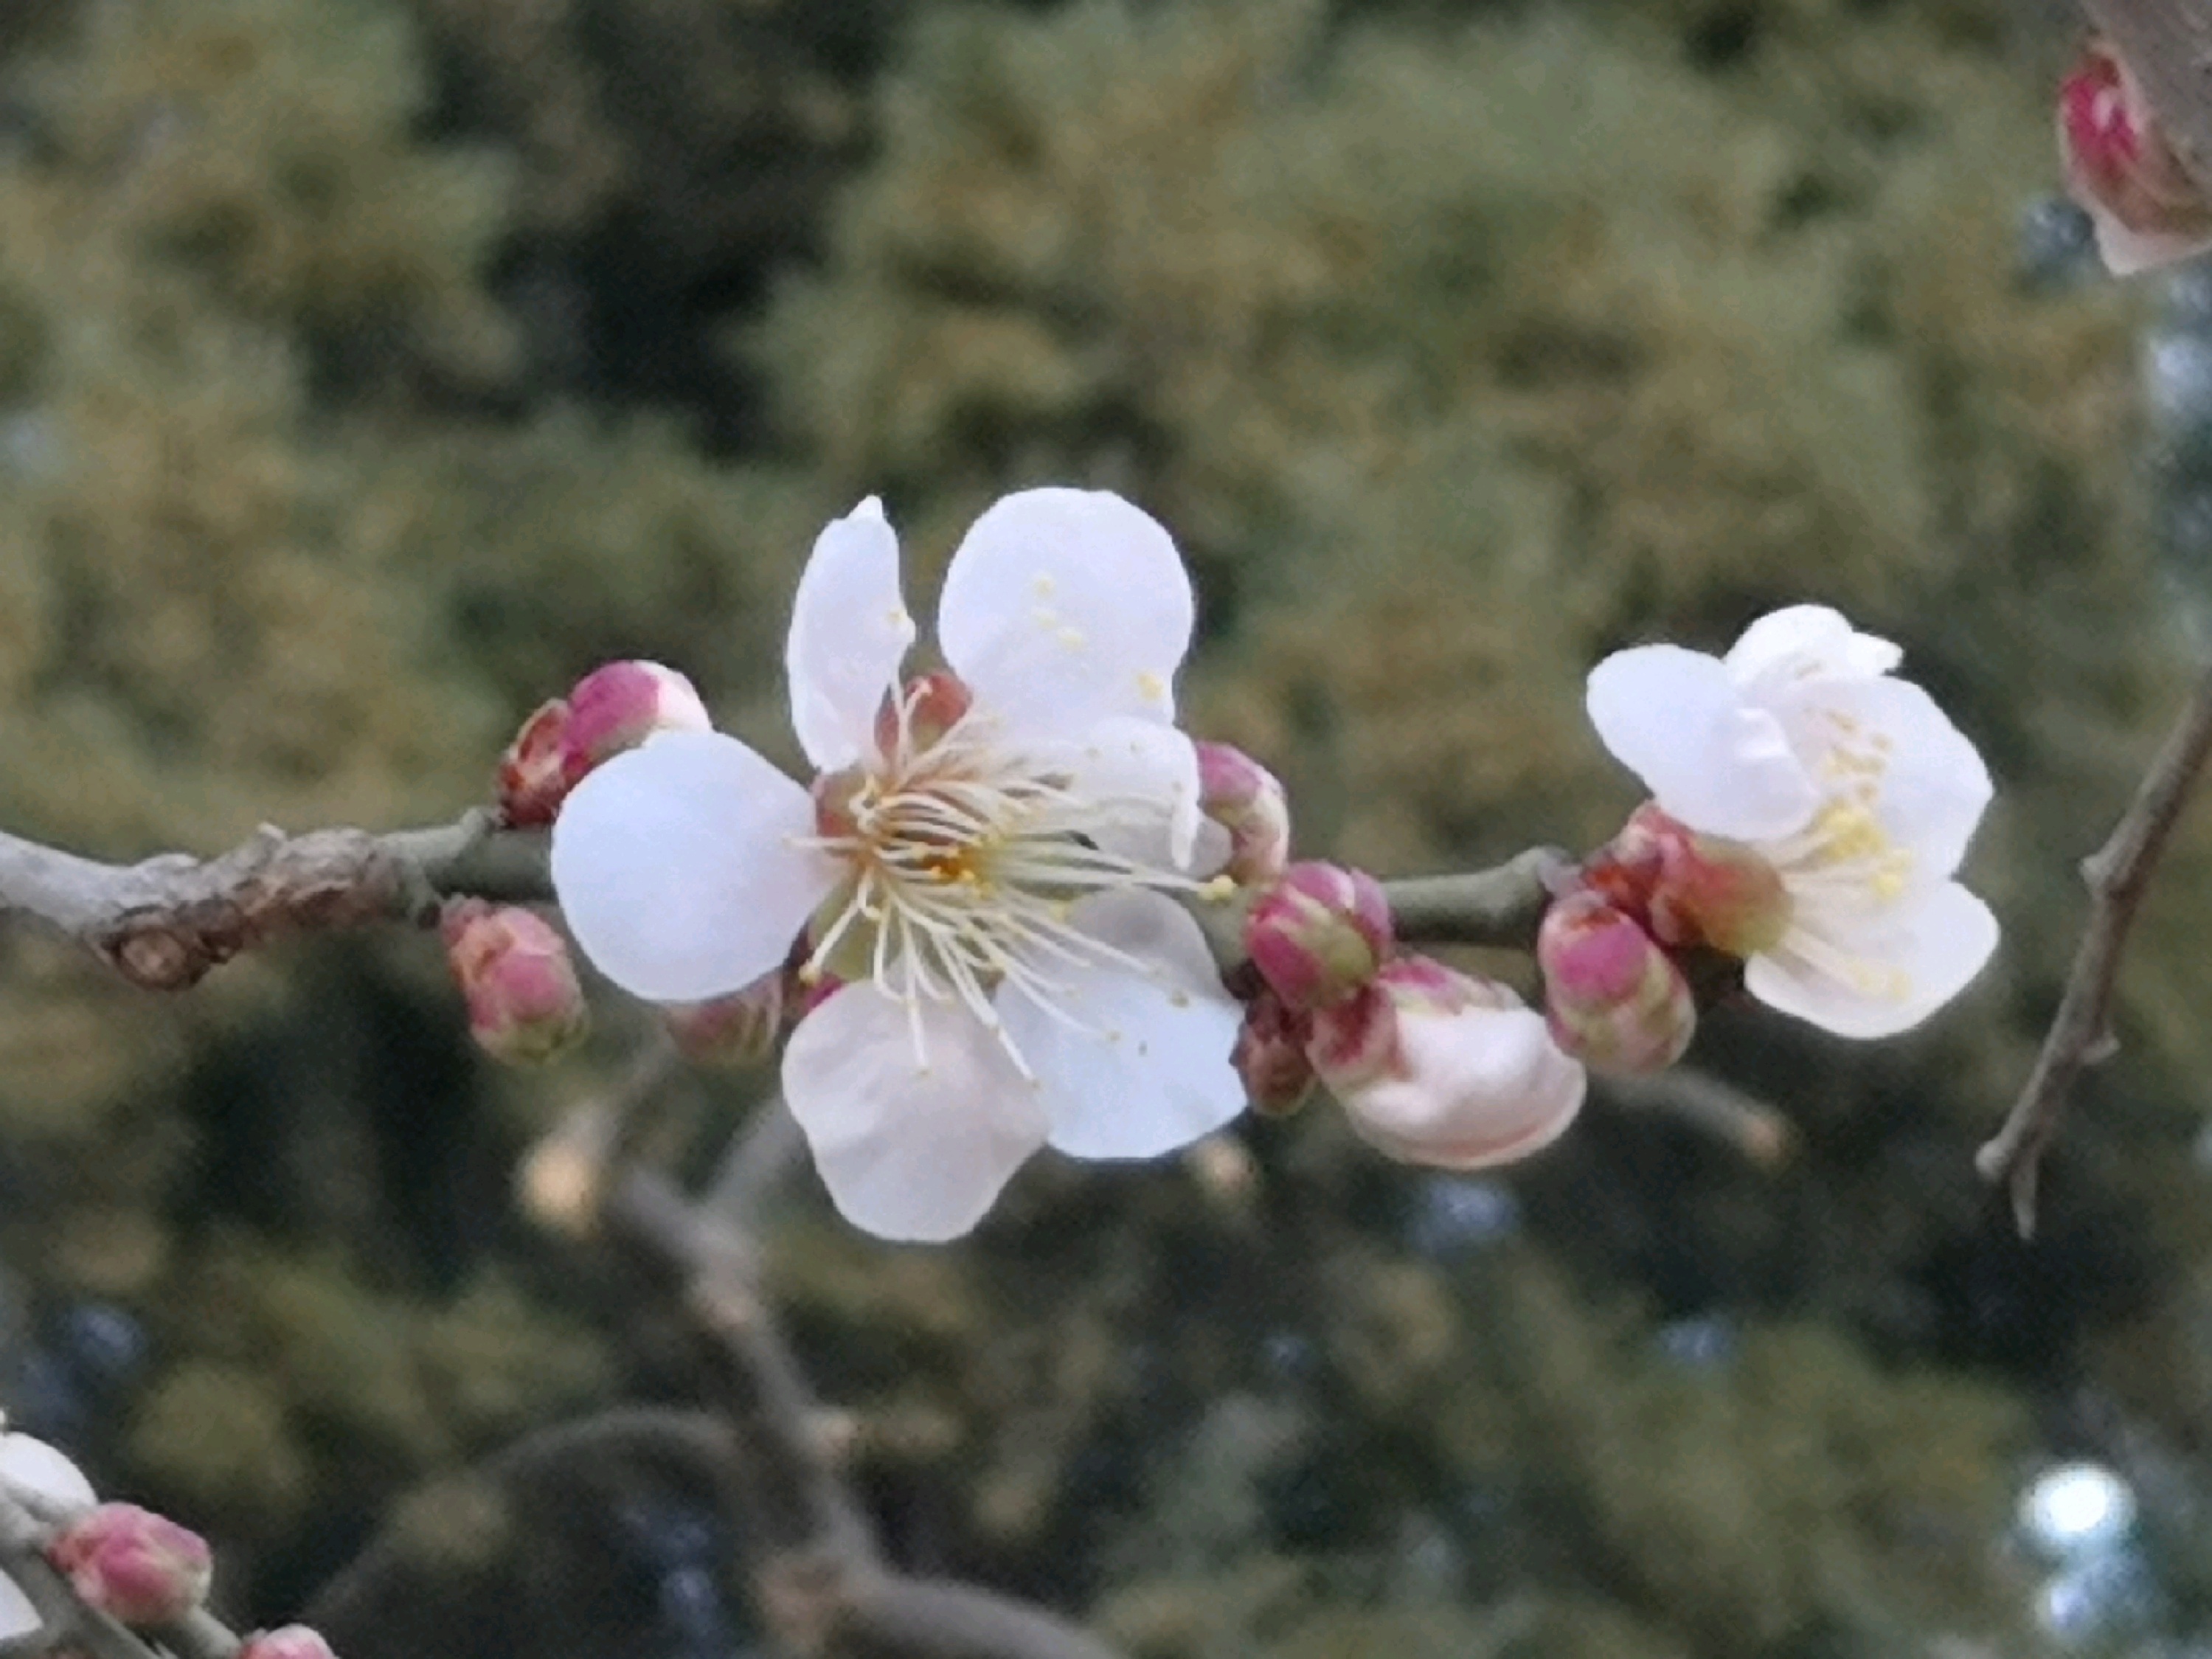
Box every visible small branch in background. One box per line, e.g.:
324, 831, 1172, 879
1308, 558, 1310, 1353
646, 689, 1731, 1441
1601, 1068, 1793, 1168
524, 1063, 1134, 1659
0, 814, 551, 989
1977, 654, 2212, 1236
2078, 0, 2212, 198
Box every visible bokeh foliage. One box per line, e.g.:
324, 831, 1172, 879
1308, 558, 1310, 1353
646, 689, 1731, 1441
0, 0, 2202, 1652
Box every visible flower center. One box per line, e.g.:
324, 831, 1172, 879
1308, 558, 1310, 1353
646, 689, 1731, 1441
795, 677, 1202, 1068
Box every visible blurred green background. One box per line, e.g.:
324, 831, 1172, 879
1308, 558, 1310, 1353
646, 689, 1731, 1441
0, 0, 2200, 1653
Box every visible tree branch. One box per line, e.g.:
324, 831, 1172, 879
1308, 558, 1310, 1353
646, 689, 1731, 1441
1976, 654, 2212, 1236
1381, 848, 1574, 950
0, 814, 551, 988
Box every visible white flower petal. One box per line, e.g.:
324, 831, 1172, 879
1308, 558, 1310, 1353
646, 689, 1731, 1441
2085, 208, 2212, 277
1747, 881, 1999, 1039
551, 730, 833, 1002
937, 488, 1194, 741
997, 891, 1244, 1160
1587, 644, 1819, 840
786, 497, 916, 770
1724, 605, 1900, 694
0, 1432, 92, 1635
1042, 716, 1207, 870
1772, 673, 1993, 883
0, 1433, 93, 1509
0, 1577, 37, 1642
782, 986, 1047, 1241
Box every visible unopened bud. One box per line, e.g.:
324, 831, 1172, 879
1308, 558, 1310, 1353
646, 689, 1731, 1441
662, 974, 786, 1067
495, 699, 573, 828
494, 663, 712, 827
240, 1628, 339, 1659
566, 660, 713, 771
1537, 891, 1695, 1076
1196, 742, 1291, 885
1232, 991, 1314, 1115
875, 671, 974, 757
2059, 37, 2212, 275
49, 1503, 212, 1626
1244, 862, 1393, 1011
443, 901, 589, 1064
1325, 957, 1585, 1171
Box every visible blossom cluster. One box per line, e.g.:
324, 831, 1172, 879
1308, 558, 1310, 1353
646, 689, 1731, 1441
458, 488, 2000, 1242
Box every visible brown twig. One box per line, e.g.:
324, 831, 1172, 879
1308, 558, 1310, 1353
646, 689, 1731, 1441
0, 813, 552, 989
1977, 655, 2212, 1236
513, 1047, 1131, 1659
1601, 1068, 1793, 1168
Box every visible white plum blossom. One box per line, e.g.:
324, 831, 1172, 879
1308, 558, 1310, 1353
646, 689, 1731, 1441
552, 488, 1247, 1241
1585, 605, 1998, 1038
0, 1429, 96, 1641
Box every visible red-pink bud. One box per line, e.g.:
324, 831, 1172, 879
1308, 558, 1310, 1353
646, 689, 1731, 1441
443, 900, 590, 1064
1244, 862, 1393, 1011
564, 660, 713, 771
240, 1627, 339, 1659
2059, 37, 2212, 274
493, 663, 711, 828
1537, 890, 1696, 1076
662, 973, 786, 1067
48, 1503, 212, 1627
1232, 991, 1315, 1115
1595, 804, 1789, 958
1306, 981, 1398, 1093
1196, 741, 1291, 885
495, 699, 573, 828
874, 671, 974, 758
1321, 957, 1584, 1171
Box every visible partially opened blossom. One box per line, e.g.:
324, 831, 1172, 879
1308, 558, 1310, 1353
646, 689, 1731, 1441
1586, 606, 1997, 1039
1311, 958, 1585, 1169
552, 490, 1245, 1241
2058, 36, 2212, 276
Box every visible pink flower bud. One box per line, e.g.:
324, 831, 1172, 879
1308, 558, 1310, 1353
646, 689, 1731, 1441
1196, 741, 1291, 885
661, 973, 786, 1067
564, 661, 713, 771
495, 698, 573, 828
494, 664, 712, 828
240, 1627, 339, 1659
443, 900, 590, 1064
48, 1503, 212, 1626
1596, 804, 1789, 958
1537, 890, 1696, 1076
2059, 37, 2212, 274
1232, 991, 1315, 1115
1244, 862, 1393, 1011
1321, 957, 1586, 1171
874, 671, 974, 758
